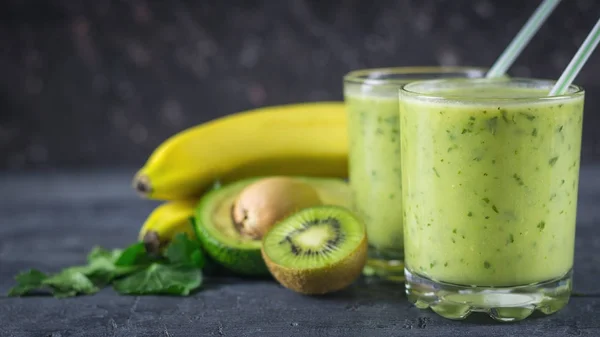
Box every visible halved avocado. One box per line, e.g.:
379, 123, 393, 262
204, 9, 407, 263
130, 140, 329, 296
193, 176, 351, 276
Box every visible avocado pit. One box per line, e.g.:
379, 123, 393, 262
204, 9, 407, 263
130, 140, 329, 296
231, 177, 323, 239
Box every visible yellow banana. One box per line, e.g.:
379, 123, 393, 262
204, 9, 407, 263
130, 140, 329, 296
132, 101, 348, 200
139, 200, 198, 251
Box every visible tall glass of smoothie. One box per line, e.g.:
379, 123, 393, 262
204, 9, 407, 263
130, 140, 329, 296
343, 67, 488, 280
399, 77, 585, 321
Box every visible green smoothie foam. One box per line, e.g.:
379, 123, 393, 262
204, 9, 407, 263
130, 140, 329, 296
400, 85, 584, 287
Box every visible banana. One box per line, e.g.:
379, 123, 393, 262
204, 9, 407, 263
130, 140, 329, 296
133, 101, 348, 200
139, 200, 198, 252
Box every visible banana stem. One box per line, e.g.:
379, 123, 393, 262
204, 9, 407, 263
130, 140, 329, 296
133, 174, 152, 196
143, 231, 162, 255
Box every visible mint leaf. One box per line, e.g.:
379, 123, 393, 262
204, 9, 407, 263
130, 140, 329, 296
165, 233, 205, 268
114, 235, 204, 295
8, 236, 205, 298
42, 269, 100, 298
8, 242, 151, 298
9, 267, 104, 298
115, 242, 156, 267
15, 269, 47, 285
8, 269, 48, 296
84, 244, 149, 285
113, 264, 202, 296
84, 259, 143, 286
87, 246, 123, 264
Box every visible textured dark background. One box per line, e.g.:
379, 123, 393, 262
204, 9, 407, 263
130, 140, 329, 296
2, 0, 600, 170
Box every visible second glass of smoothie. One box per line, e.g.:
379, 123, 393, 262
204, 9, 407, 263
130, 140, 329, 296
399, 77, 584, 322
343, 67, 488, 280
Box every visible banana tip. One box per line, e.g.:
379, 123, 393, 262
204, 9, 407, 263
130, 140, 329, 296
133, 174, 152, 197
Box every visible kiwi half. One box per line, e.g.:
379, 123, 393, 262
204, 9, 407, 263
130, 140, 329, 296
261, 205, 367, 295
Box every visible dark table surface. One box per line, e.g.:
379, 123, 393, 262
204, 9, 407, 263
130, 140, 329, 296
1, 168, 600, 337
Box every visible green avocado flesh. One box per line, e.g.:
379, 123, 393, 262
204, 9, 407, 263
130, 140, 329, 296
193, 176, 351, 276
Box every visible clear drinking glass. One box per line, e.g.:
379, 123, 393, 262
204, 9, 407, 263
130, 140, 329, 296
342, 67, 488, 281
399, 77, 585, 321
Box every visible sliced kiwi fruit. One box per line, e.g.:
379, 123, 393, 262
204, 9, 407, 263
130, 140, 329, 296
193, 176, 351, 276
261, 205, 367, 294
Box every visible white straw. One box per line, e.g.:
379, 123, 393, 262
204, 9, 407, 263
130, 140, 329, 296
549, 17, 600, 96
487, 0, 562, 78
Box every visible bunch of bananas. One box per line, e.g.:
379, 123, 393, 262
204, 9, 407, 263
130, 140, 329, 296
136, 102, 348, 247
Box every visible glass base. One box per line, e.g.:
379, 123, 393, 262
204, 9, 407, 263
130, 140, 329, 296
405, 268, 572, 322
362, 247, 405, 282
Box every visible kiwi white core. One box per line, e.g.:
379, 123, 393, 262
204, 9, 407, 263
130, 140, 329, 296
295, 226, 334, 249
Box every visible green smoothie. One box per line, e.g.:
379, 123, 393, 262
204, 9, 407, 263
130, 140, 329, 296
400, 82, 584, 287
345, 94, 403, 254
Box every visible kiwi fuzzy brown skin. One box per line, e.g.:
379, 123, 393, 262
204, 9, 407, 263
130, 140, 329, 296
262, 235, 368, 295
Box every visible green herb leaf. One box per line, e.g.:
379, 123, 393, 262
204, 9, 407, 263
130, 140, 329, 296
115, 242, 155, 267
519, 112, 536, 121
42, 269, 100, 298
8, 227, 207, 298
165, 233, 205, 269
512, 173, 525, 186
537, 221, 546, 230
7, 242, 156, 298
113, 264, 202, 296
500, 110, 510, 123
486, 117, 498, 135
8, 269, 48, 296
84, 244, 151, 285
87, 246, 123, 263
